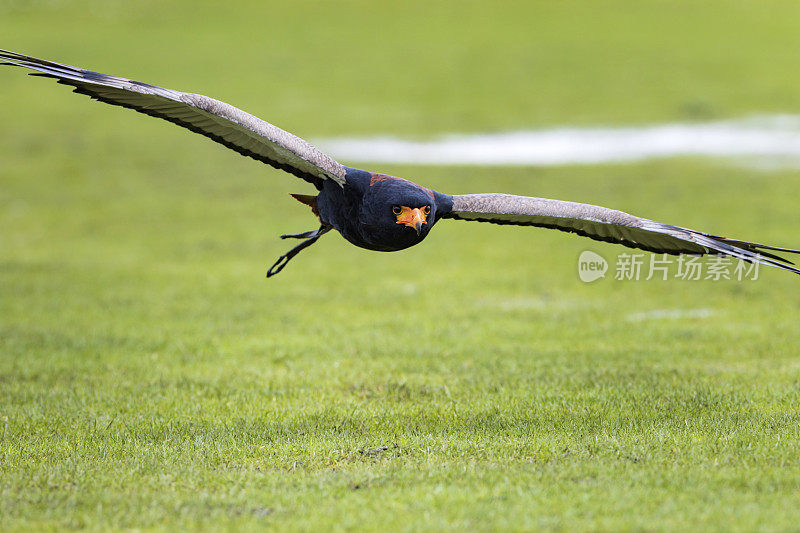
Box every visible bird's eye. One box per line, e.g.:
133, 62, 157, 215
423, 205, 431, 215
392, 205, 402, 215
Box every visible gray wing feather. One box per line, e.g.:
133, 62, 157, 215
0, 50, 346, 188
446, 193, 800, 274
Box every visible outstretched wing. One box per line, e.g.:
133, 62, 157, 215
0, 50, 346, 189
444, 193, 800, 274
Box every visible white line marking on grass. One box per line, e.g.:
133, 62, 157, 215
314, 115, 800, 167
626, 308, 715, 322
478, 296, 590, 312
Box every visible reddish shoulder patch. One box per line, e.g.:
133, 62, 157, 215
369, 173, 434, 201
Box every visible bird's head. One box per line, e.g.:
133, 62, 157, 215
359, 175, 440, 251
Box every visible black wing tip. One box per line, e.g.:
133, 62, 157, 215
701, 234, 800, 275
0, 49, 22, 60
710, 236, 800, 266
453, 214, 800, 276
672, 223, 800, 274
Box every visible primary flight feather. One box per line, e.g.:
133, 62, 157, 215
2, 49, 798, 277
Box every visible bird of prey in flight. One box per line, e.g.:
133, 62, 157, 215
2, 49, 798, 277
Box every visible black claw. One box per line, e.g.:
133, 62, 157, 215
266, 253, 292, 277
280, 230, 320, 240
266, 225, 330, 278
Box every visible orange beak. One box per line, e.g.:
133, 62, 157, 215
395, 206, 427, 235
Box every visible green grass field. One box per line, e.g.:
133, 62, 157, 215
3, 1, 800, 530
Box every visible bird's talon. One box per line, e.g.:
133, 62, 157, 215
281, 229, 319, 240
266, 225, 331, 278
266, 254, 290, 278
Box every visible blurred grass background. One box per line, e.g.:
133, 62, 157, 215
2, 0, 800, 530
